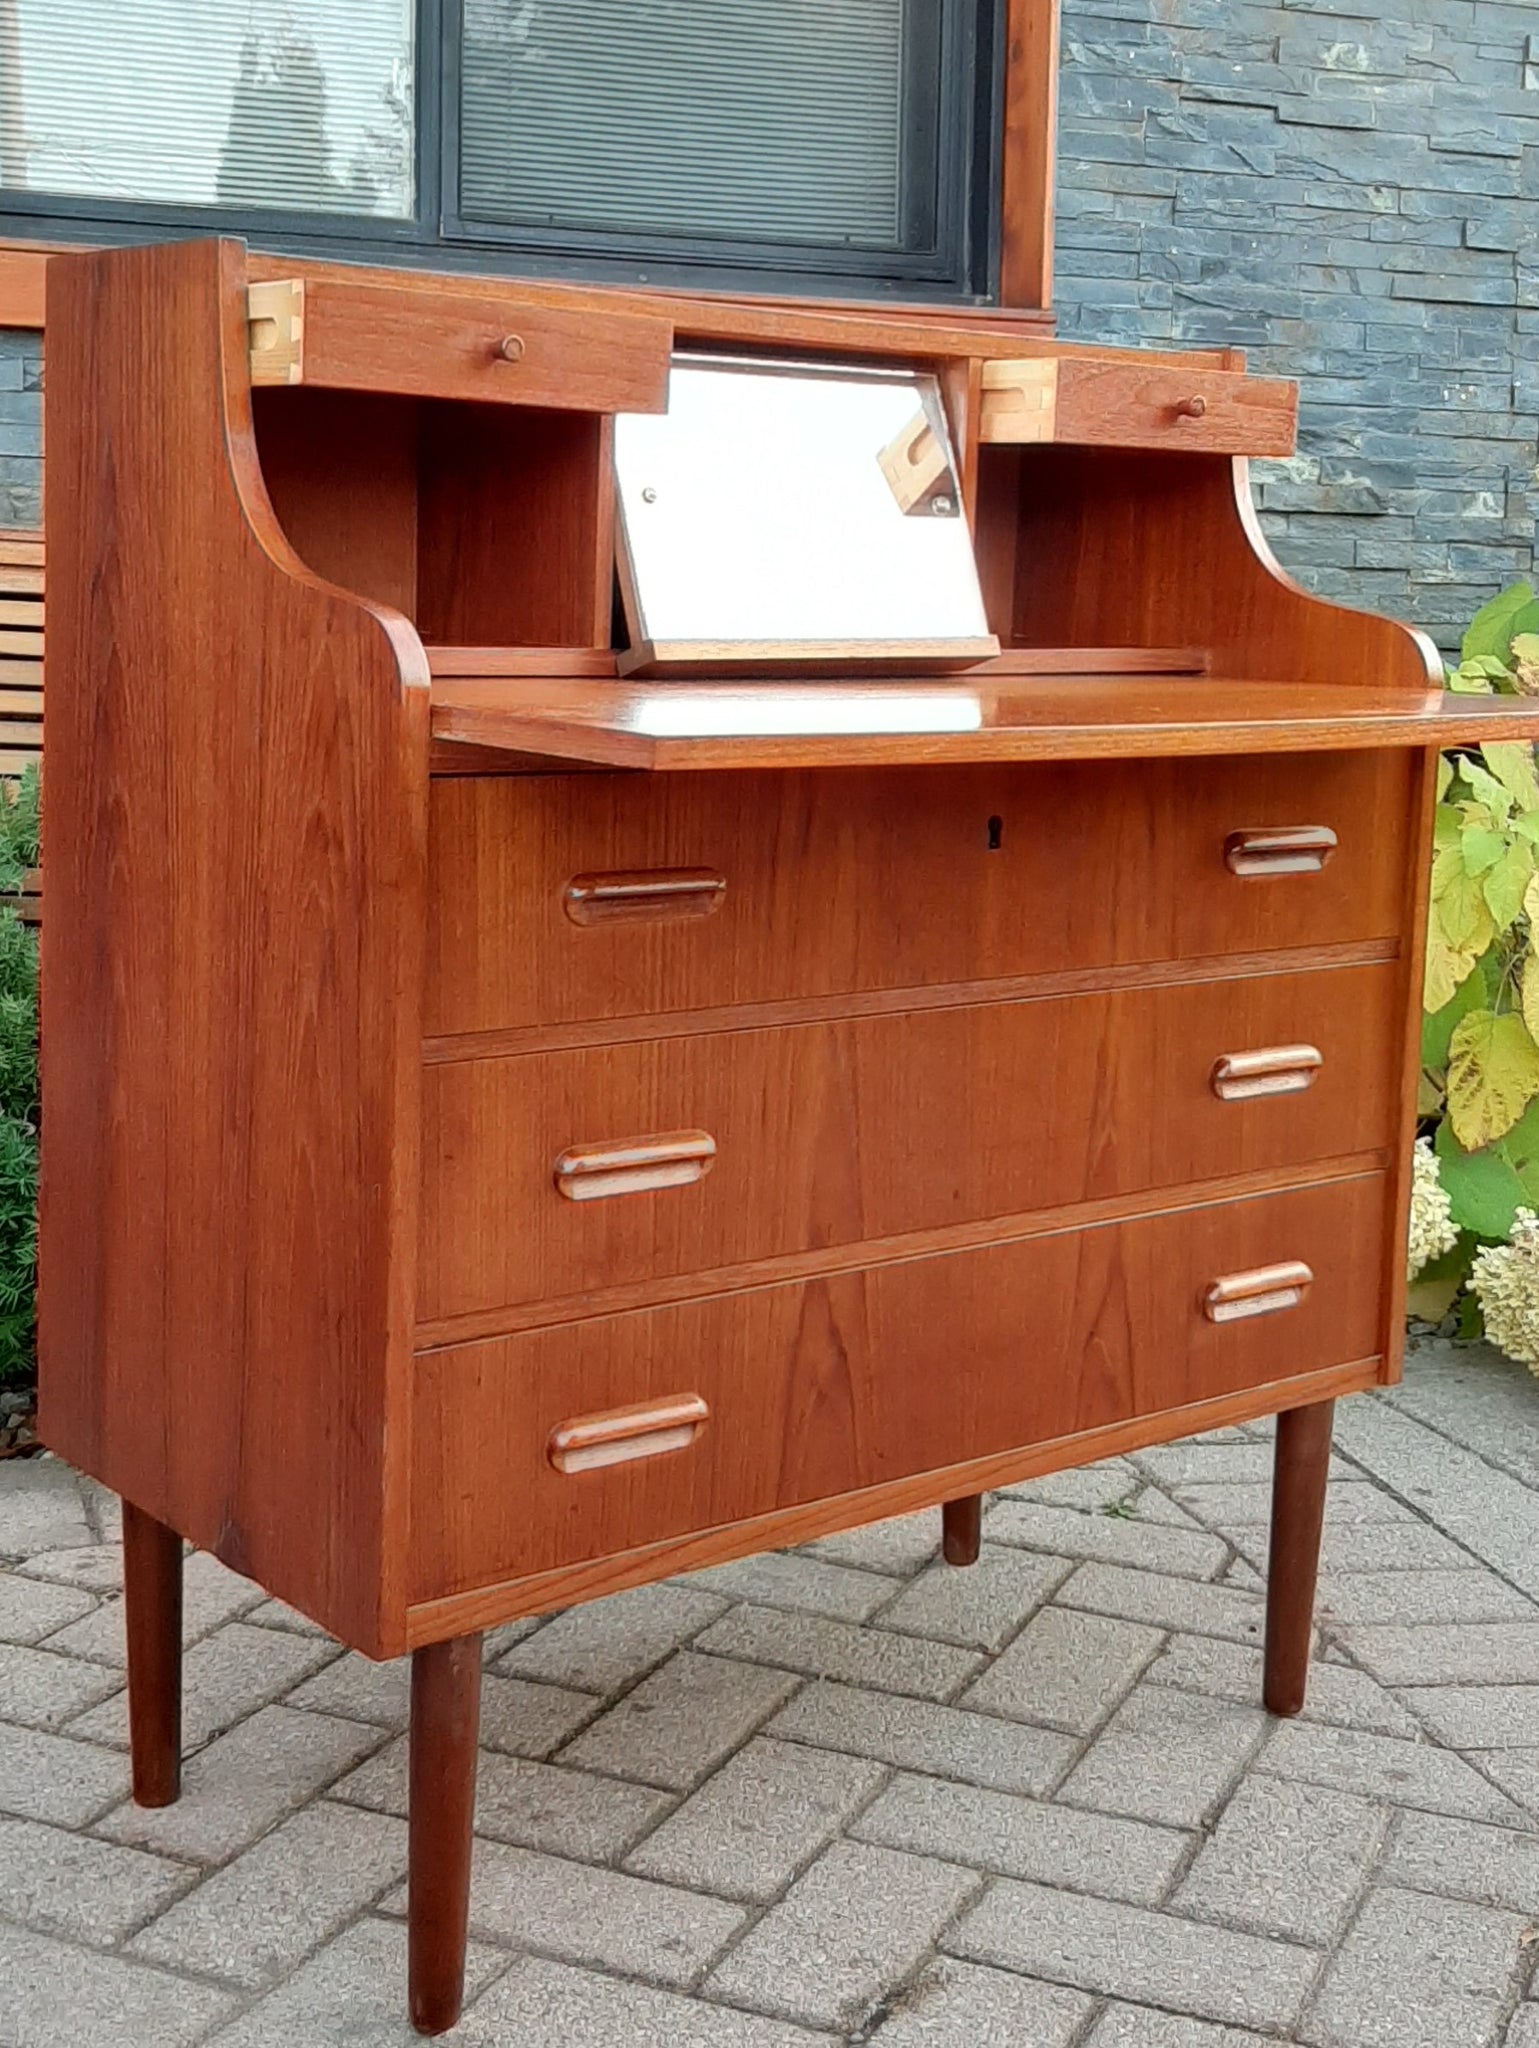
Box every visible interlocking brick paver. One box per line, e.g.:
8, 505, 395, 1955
1477, 1751, 1539, 1818
16, 1543, 125, 1593
1176, 1479, 1413, 1530
1057, 1684, 1265, 1828
461, 1953, 833, 2046
289, 1654, 597, 1758
337, 1734, 673, 1858
985, 1499, 1229, 1578
800, 1513, 940, 1576
961, 1604, 1161, 1733
1316, 1569, 1536, 1625
129, 1800, 407, 1987
0, 1814, 194, 1944
768, 1678, 1076, 1796
1059, 1561, 1268, 1644
0, 1641, 122, 1730
495, 1583, 727, 1694
46, 1550, 262, 1663
687, 1550, 897, 1621
96, 1704, 382, 1863
0, 1458, 91, 1557
558, 1650, 800, 1790
868, 1956, 1091, 2045
69, 1621, 335, 1751
1259, 1719, 1525, 1823
706, 1839, 980, 2032
872, 1546, 1071, 1651
285, 1649, 409, 1726
1146, 1634, 1418, 1737
626, 1736, 883, 1900
948, 1878, 1317, 2031
851, 1770, 1190, 1903
206, 1917, 510, 2047
1085, 2012, 1276, 2048
1382, 1809, 1539, 1914
695, 1605, 984, 1702
405, 1839, 747, 1986
1175, 1776, 1387, 1945
1332, 1622, 1539, 1688
996, 1457, 1138, 1509
0, 1922, 236, 2045
1507, 2011, 1539, 2048
1304, 1886, 1530, 2048
0, 1573, 94, 1645
1232, 1519, 1472, 1577
0, 1724, 130, 1825
1400, 1685, 1539, 1749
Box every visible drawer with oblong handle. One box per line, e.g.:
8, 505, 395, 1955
410, 1172, 1386, 1599
425, 751, 1415, 1040
417, 961, 1398, 1334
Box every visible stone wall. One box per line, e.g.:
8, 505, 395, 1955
1055, 0, 1539, 653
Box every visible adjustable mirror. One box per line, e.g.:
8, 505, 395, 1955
614, 354, 999, 676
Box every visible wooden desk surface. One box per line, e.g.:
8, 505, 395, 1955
427, 672, 1539, 772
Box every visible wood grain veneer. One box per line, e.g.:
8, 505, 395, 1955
411, 1171, 1387, 1599
419, 963, 1399, 1327
424, 753, 1415, 1037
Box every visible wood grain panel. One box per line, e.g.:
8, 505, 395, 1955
252, 388, 420, 616
38, 237, 427, 1659
419, 963, 1399, 1325
425, 753, 1414, 1037
410, 1172, 1387, 1598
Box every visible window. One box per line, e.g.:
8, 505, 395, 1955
0, 0, 997, 298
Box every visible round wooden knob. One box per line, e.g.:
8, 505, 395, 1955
496, 334, 525, 363
1175, 395, 1207, 420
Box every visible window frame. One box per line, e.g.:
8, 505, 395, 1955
0, 0, 1035, 307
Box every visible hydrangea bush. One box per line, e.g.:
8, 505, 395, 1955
1413, 582, 1539, 1370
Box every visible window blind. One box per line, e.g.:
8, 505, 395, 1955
459, 0, 917, 251
2, 0, 413, 216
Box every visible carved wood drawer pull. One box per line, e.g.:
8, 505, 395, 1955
1174, 395, 1208, 419
554, 1131, 716, 1202
1210, 1045, 1324, 1102
548, 1394, 709, 1475
1224, 826, 1338, 877
564, 868, 727, 926
1203, 1261, 1314, 1324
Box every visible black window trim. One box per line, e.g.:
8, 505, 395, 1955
0, 0, 1001, 303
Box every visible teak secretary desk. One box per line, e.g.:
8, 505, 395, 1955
39, 233, 1539, 2033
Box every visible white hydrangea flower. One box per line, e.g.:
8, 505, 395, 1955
1470, 1208, 1539, 1376
1406, 1135, 1457, 1285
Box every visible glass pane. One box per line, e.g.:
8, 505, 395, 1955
460, 0, 920, 250
2, 1, 414, 216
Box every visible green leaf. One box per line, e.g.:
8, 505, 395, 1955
1464, 583, 1537, 662
1485, 839, 1535, 931
1447, 1008, 1539, 1148
1464, 764, 1517, 818
1449, 663, 1499, 696
1434, 805, 1463, 850
1499, 1093, 1539, 1205
1437, 755, 1455, 802
1482, 743, 1539, 813
1423, 964, 1490, 1070
1461, 824, 1507, 877
1434, 1122, 1526, 1238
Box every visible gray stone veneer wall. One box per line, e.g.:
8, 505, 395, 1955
1055, 0, 1539, 653
6, 5, 1537, 651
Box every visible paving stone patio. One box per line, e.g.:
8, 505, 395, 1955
1, 1333, 1537, 2046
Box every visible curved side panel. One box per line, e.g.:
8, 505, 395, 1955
39, 238, 429, 1657
1009, 447, 1442, 690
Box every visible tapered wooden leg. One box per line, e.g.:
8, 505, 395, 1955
943, 1494, 983, 1566
121, 1501, 182, 1808
1264, 1399, 1335, 1717
409, 1633, 482, 2037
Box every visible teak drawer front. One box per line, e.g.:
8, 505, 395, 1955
980, 357, 1298, 457
253, 278, 671, 414
410, 1173, 1386, 1599
419, 962, 1399, 1327
426, 753, 1414, 1039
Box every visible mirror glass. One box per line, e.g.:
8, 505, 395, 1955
614, 354, 998, 675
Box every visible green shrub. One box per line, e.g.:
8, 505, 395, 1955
0, 763, 38, 1387
1417, 588, 1539, 1335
